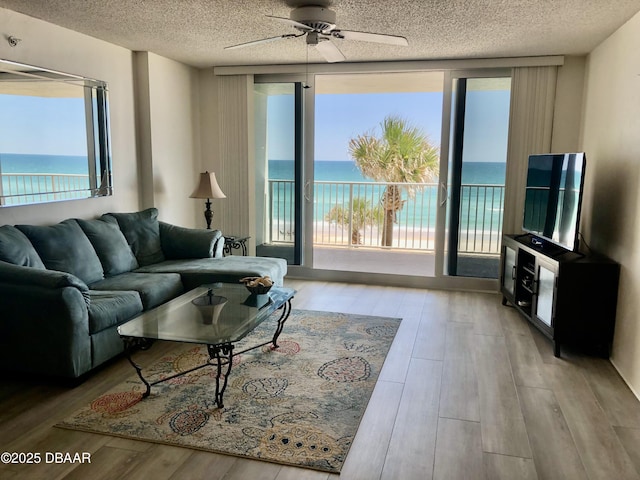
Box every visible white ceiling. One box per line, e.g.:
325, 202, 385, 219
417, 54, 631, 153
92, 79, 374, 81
1, 0, 640, 68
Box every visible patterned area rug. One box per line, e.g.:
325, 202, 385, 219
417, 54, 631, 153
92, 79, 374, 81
58, 310, 401, 473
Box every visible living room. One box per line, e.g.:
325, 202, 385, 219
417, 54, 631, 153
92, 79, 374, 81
1, 1, 640, 479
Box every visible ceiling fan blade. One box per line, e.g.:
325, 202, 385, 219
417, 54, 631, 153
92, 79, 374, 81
332, 30, 408, 46
224, 34, 296, 50
314, 40, 346, 63
266, 15, 313, 31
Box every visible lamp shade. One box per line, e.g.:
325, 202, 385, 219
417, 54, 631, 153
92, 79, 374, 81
190, 171, 226, 199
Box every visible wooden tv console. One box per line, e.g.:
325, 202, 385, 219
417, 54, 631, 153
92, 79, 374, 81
499, 234, 620, 357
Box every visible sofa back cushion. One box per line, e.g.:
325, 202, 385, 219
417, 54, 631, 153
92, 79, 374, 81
159, 222, 222, 259
0, 225, 46, 268
103, 208, 165, 267
77, 218, 139, 276
16, 219, 104, 284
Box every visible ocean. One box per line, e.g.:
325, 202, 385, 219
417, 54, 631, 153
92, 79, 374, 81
0, 153, 89, 174
0, 153, 91, 204
268, 159, 506, 185
268, 160, 507, 231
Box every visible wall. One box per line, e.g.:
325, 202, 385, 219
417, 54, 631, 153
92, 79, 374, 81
552, 56, 586, 153
581, 11, 640, 397
0, 7, 139, 225
135, 52, 202, 227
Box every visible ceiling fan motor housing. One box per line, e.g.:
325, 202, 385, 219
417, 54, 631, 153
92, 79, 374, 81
290, 5, 337, 32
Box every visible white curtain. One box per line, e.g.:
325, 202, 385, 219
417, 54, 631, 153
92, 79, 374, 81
215, 74, 254, 239
503, 66, 558, 234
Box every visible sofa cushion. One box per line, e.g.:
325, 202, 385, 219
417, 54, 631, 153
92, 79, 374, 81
159, 222, 223, 259
77, 218, 139, 276
16, 219, 104, 284
134, 256, 287, 290
0, 260, 88, 292
0, 225, 46, 268
88, 290, 144, 334
103, 208, 165, 267
90, 272, 184, 310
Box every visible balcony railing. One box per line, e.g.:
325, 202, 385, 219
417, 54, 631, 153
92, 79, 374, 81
1, 173, 91, 205
268, 180, 505, 254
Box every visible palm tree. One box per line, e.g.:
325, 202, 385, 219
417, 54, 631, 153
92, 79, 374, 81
348, 115, 439, 246
325, 197, 384, 245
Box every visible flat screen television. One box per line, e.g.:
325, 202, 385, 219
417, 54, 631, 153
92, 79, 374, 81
522, 152, 586, 252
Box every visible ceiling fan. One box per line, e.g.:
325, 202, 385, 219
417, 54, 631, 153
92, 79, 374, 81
224, 5, 408, 63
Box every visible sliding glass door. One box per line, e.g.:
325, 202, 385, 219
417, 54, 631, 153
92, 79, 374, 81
253, 82, 306, 265
312, 72, 444, 277
443, 73, 512, 279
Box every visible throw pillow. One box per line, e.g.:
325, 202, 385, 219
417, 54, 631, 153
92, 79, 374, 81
76, 218, 139, 276
103, 208, 165, 266
16, 219, 105, 284
0, 225, 46, 268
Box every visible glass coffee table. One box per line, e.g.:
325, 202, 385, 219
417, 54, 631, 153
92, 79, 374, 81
118, 283, 295, 408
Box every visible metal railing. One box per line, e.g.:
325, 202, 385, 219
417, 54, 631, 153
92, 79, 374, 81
268, 180, 505, 254
1, 173, 91, 205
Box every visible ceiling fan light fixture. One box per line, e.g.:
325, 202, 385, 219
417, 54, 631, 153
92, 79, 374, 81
290, 5, 336, 32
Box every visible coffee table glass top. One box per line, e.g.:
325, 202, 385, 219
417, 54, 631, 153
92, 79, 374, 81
118, 283, 295, 346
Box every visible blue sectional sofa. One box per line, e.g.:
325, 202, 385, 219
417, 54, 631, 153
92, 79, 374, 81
0, 208, 287, 379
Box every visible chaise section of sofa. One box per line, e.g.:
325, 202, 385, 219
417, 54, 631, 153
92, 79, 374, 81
0, 208, 287, 379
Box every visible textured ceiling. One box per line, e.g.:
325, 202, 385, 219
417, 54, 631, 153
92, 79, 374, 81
1, 0, 639, 68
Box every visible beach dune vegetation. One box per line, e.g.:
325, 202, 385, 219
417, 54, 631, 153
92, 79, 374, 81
325, 197, 384, 245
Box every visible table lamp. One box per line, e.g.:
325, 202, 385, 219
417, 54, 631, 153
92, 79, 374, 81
190, 171, 226, 229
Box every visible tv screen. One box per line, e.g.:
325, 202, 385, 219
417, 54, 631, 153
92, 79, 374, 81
522, 152, 586, 251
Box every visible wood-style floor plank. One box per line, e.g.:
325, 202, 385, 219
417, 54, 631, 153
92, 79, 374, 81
168, 451, 237, 479
579, 357, 640, 428
120, 444, 193, 480
504, 330, 548, 389
433, 418, 485, 480
439, 357, 480, 422
473, 334, 532, 458
381, 358, 442, 480
60, 446, 146, 480
0, 429, 108, 480
614, 426, 640, 475
483, 452, 538, 480
471, 293, 504, 336
378, 300, 418, 383
220, 458, 283, 480
544, 362, 640, 480
518, 385, 588, 480
275, 465, 331, 480
339, 379, 404, 480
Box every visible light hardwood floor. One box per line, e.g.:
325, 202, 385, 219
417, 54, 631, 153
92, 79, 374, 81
1, 279, 640, 479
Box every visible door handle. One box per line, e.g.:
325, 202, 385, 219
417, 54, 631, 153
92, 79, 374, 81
304, 180, 311, 202
439, 182, 448, 207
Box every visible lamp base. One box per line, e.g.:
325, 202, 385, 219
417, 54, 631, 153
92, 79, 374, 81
204, 199, 213, 230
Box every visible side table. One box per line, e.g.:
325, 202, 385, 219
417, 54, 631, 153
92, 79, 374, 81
224, 236, 250, 256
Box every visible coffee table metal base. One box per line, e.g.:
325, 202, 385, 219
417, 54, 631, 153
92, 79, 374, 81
122, 299, 292, 408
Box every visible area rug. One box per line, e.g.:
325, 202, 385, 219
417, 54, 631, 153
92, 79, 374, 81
57, 310, 401, 473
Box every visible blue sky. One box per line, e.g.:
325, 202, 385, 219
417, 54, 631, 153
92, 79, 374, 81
267, 88, 511, 163
2, 84, 510, 164
0, 95, 87, 156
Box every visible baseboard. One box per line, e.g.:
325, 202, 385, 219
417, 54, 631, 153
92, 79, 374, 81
610, 357, 640, 402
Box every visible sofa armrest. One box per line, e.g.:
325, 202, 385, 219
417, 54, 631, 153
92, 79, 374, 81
0, 268, 92, 378
159, 222, 224, 259
0, 260, 88, 292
